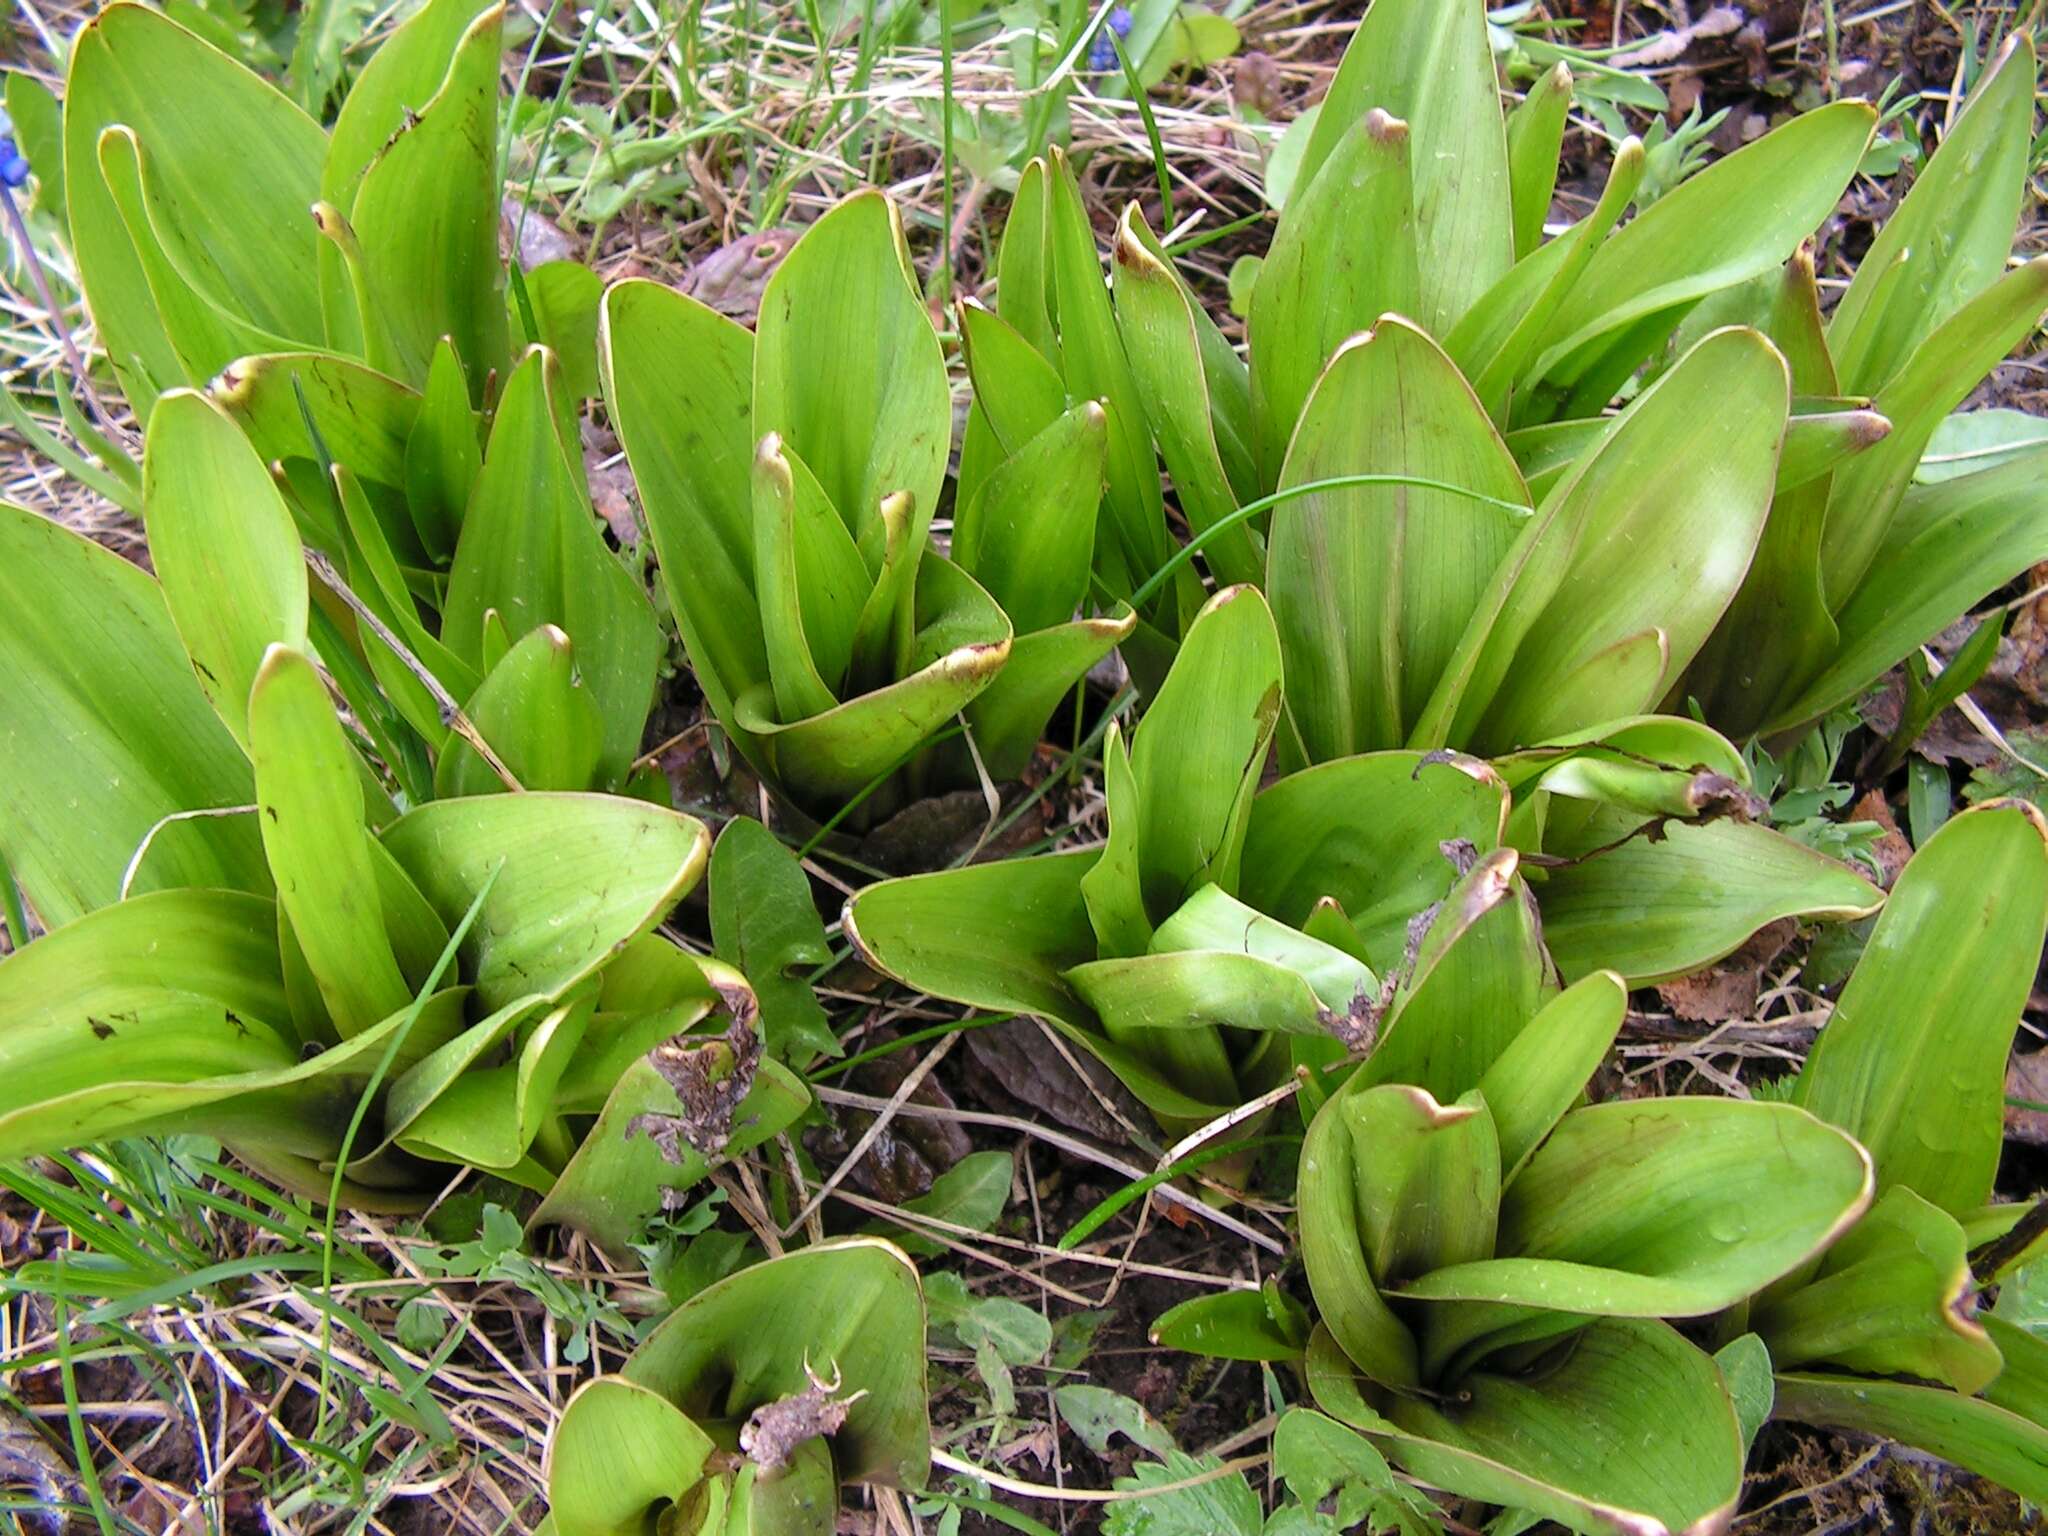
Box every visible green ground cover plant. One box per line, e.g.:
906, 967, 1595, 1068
3, 1, 2048, 1531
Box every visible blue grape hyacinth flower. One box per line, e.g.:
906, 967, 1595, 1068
0, 108, 25, 189
1089, 5, 1135, 74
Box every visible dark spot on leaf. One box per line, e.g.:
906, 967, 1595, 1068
88, 1017, 115, 1040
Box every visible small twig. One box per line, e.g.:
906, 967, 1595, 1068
786, 1033, 960, 1235
928, 1446, 1268, 1503
813, 1087, 1287, 1256
303, 549, 523, 792
1973, 1193, 2048, 1282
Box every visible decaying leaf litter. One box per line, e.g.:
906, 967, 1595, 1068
2, 0, 2048, 1532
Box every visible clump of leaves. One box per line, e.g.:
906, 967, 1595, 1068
545, 1240, 930, 1536
601, 189, 1132, 831
849, 586, 1883, 1145
982, 0, 2048, 770
1756, 801, 2048, 1504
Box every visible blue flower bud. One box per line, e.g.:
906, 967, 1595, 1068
0, 136, 28, 190
1109, 4, 1133, 35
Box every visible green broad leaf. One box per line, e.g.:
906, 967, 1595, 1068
1298, 1088, 1422, 1391
1774, 444, 2048, 732
1062, 950, 1312, 1105
368, 978, 548, 1163
0, 889, 295, 1156
957, 297, 1067, 459
1104, 1452, 1261, 1536
1460, 328, 1790, 751
845, 850, 1100, 1028
535, 1052, 809, 1255
522, 260, 603, 401
869, 1148, 1015, 1258
1386, 1318, 1744, 1536
1523, 101, 1875, 399
1492, 713, 1751, 815
396, 992, 594, 1172
733, 555, 1010, 813
1820, 258, 2048, 611
0, 976, 469, 1172
565, 943, 731, 1100
1293, 0, 1511, 339
754, 191, 949, 555
1714, 1335, 1775, 1459
1269, 317, 1529, 762
1111, 208, 1261, 588
1237, 752, 1509, 968
709, 817, 838, 1065
1447, 137, 1645, 425
346, 4, 508, 392
211, 352, 422, 541
0, 885, 284, 1027
64, 1, 327, 411
0, 503, 266, 925
1360, 849, 1552, 1105
598, 280, 765, 753
1118, 209, 1259, 505
248, 645, 413, 1037
1773, 1372, 2048, 1503
1055, 1385, 1176, 1458
1081, 721, 1154, 960
845, 489, 919, 698
1794, 800, 2048, 1214
1983, 1314, 2048, 1429
1248, 107, 1420, 487
1536, 816, 1881, 984
614, 1240, 929, 1489
1043, 146, 1175, 595
92, 127, 294, 384
1400, 1099, 1871, 1372
1341, 1084, 1502, 1288
443, 348, 663, 782
1151, 1282, 1308, 1364
1827, 34, 2038, 397
1684, 250, 1855, 734
546, 1377, 716, 1536
1919, 407, 2048, 484
752, 433, 871, 721
1505, 63, 1570, 261
1125, 585, 1282, 922
322, 0, 494, 227
1474, 970, 1626, 1180
1060, 953, 1251, 1112
1755, 1185, 2001, 1394
1418, 330, 1771, 750
995, 157, 1058, 361
962, 613, 1136, 784
403, 338, 479, 563
434, 625, 605, 796
1774, 408, 1895, 495
379, 792, 709, 1010
1153, 885, 1375, 1012
1274, 1407, 1428, 1536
